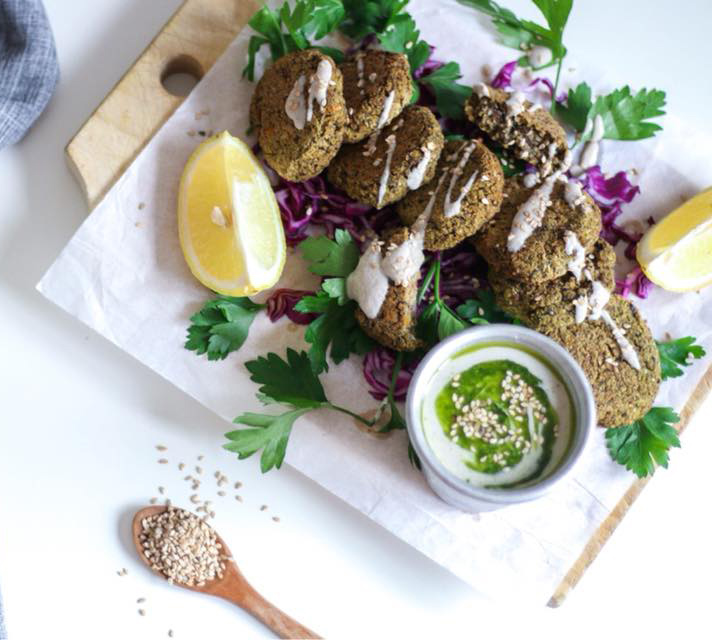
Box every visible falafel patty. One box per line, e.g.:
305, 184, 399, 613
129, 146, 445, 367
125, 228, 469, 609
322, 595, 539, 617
354, 227, 423, 351
490, 239, 616, 323
327, 105, 444, 209
250, 50, 347, 182
397, 139, 504, 250
465, 84, 569, 176
531, 295, 661, 427
473, 175, 602, 284
340, 50, 412, 143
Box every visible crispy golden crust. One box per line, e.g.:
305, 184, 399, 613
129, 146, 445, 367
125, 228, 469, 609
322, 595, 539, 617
250, 50, 347, 182
327, 105, 444, 209
490, 240, 616, 323
340, 50, 412, 143
473, 175, 602, 284
396, 139, 504, 250
354, 227, 423, 351
465, 85, 569, 176
532, 295, 661, 427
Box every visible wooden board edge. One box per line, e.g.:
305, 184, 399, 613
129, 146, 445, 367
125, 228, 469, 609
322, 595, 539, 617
546, 363, 712, 607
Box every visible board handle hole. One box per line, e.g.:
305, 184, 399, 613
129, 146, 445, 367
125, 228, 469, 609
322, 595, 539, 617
161, 55, 203, 97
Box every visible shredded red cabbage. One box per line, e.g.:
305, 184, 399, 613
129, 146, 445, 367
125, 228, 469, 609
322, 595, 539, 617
490, 60, 559, 101
273, 175, 375, 246
363, 347, 418, 402
414, 45, 445, 79
266, 288, 317, 325
580, 166, 640, 203
616, 266, 653, 299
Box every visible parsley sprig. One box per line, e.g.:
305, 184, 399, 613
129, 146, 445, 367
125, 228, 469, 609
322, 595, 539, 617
294, 231, 375, 373
185, 296, 264, 360
417, 258, 468, 344
558, 82, 667, 141
656, 337, 706, 380
225, 349, 374, 471
458, 0, 572, 108
242, 0, 346, 81
605, 407, 681, 478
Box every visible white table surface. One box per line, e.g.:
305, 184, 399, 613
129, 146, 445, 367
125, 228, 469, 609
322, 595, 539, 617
1, 1, 710, 638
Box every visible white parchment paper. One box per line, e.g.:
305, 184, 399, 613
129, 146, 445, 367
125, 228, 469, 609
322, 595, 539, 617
38, 0, 712, 604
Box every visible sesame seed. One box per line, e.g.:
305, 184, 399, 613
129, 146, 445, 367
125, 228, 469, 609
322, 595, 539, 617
138, 609, 146, 616
178, 463, 185, 471
217, 491, 226, 497
195, 466, 203, 475
137, 597, 146, 604
158, 459, 169, 464
272, 516, 280, 523
156, 445, 167, 451
234, 482, 242, 489
260, 505, 268, 511
235, 495, 243, 502
158, 486, 165, 495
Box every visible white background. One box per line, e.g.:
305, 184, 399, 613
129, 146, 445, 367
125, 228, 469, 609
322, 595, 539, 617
1, 1, 710, 638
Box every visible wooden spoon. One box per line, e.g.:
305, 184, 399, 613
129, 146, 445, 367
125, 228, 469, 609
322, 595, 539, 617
132, 506, 320, 639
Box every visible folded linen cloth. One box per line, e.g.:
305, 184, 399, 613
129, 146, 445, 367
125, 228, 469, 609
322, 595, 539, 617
0, 0, 59, 149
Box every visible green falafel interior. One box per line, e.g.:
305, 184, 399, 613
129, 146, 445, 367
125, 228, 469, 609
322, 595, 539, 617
183, 0, 701, 484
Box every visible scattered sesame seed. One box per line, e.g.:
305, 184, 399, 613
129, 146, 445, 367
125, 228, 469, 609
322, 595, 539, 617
272, 516, 280, 523
158, 486, 165, 495
158, 459, 169, 464
195, 466, 203, 475
217, 491, 226, 497
156, 445, 167, 451
197, 455, 204, 461
138, 609, 146, 617
234, 481, 242, 489
150, 497, 158, 505
235, 495, 243, 502
137, 597, 146, 604
178, 463, 185, 471
260, 505, 268, 511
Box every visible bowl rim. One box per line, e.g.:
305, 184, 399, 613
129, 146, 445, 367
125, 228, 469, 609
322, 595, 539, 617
405, 324, 597, 506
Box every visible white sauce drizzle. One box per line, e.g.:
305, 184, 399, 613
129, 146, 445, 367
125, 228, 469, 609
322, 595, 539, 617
285, 75, 307, 129
505, 90, 527, 117
443, 141, 479, 218
406, 147, 432, 190
381, 230, 425, 285
528, 46, 552, 67
601, 310, 641, 370
306, 59, 332, 123
579, 114, 605, 170
507, 172, 558, 252
377, 134, 397, 208
376, 90, 395, 129
473, 83, 490, 98
564, 180, 584, 207
522, 172, 539, 189
346, 242, 389, 320
563, 230, 586, 281
588, 280, 610, 320
573, 295, 589, 324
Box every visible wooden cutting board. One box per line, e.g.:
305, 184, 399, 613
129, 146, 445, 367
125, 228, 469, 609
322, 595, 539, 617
64, 0, 712, 607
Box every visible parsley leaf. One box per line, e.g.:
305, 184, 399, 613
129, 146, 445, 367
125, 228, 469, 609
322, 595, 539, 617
656, 337, 706, 380
245, 348, 327, 407
457, 290, 519, 325
557, 81, 592, 132
225, 348, 378, 472
299, 296, 374, 373
458, 0, 572, 60
185, 296, 264, 361
339, 0, 408, 40
558, 82, 667, 140
419, 62, 473, 120
590, 86, 667, 140
243, 0, 346, 81
298, 229, 360, 277
225, 408, 310, 472
606, 407, 681, 478
377, 13, 430, 73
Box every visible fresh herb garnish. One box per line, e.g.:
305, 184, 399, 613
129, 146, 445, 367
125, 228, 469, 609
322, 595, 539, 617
457, 0, 572, 109
242, 0, 346, 81
225, 349, 375, 471
605, 407, 681, 478
376, 12, 431, 77
418, 62, 473, 120
457, 289, 519, 325
417, 259, 468, 344
298, 229, 360, 277
185, 296, 265, 360
558, 82, 667, 140
656, 337, 706, 380
295, 231, 374, 373
339, 0, 409, 40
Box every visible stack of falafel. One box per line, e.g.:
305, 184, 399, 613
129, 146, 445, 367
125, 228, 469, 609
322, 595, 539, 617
249, 49, 661, 428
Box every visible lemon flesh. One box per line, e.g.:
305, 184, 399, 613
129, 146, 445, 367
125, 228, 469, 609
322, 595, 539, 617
637, 187, 712, 292
178, 131, 286, 296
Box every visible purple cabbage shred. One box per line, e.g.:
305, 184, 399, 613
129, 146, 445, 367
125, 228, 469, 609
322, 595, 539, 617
266, 288, 317, 325
615, 266, 653, 299
362, 348, 418, 402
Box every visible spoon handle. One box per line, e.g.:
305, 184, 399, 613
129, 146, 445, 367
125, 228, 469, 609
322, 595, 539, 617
227, 583, 320, 639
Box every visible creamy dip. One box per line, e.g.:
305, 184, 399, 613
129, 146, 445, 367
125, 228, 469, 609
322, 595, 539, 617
421, 342, 574, 488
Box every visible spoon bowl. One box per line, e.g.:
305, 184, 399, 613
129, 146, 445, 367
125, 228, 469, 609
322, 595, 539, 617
132, 506, 319, 639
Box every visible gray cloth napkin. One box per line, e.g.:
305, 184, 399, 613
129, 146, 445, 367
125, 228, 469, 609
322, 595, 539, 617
0, 0, 59, 149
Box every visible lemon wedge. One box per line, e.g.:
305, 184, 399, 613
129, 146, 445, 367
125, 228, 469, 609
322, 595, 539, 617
178, 131, 286, 296
637, 187, 712, 292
